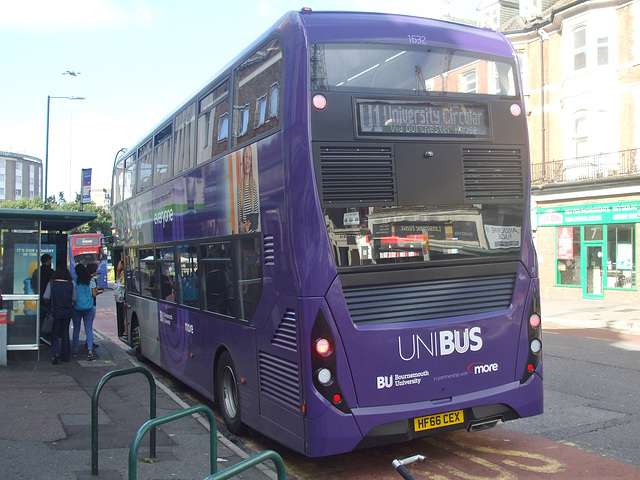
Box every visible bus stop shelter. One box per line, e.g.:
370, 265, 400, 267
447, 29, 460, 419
0, 208, 97, 365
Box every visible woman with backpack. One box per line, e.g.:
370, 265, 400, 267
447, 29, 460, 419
72, 264, 97, 360
43, 266, 76, 364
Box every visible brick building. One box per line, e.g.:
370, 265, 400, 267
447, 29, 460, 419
490, 0, 640, 301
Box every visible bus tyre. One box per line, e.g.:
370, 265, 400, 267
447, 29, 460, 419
132, 321, 145, 362
216, 351, 246, 435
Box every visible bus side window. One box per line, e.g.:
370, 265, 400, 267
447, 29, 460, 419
126, 248, 140, 294
197, 80, 229, 164
153, 124, 173, 185
201, 242, 233, 317
232, 38, 282, 147
177, 243, 199, 308
137, 139, 153, 192
157, 247, 176, 303
236, 235, 262, 321
123, 154, 137, 200
174, 103, 196, 175
139, 248, 156, 299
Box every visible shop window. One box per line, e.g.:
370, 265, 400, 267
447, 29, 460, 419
557, 226, 581, 286
607, 225, 636, 289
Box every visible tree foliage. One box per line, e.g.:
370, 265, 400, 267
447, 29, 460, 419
0, 196, 112, 235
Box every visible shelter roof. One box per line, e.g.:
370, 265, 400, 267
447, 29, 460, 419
0, 208, 97, 232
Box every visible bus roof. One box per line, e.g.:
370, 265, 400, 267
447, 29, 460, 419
115, 10, 516, 171
298, 10, 515, 59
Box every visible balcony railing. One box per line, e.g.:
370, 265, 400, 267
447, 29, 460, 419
531, 148, 639, 186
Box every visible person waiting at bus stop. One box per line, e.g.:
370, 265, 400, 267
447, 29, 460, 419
72, 264, 97, 361
43, 265, 76, 364
114, 259, 127, 338
31, 253, 53, 343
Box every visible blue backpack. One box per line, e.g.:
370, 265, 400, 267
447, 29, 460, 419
75, 283, 94, 311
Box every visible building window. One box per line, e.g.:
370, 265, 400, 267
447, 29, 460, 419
597, 36, 609, 66
607, 225, 636, 289
15, 162, 22, 199
462, 70, 477, 93
557, 227, 582, 286
573, 27, 587, 71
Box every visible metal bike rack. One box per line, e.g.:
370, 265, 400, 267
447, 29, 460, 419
128, 405, 217, 480
204, 449, 287, 480
91, 367, 157, 476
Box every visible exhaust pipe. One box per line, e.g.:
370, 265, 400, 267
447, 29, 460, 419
467, 416, 501, 432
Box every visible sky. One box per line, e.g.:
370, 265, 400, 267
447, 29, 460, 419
0, 0, 480, 203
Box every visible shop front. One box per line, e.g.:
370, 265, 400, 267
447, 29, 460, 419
536, 201, 638, 300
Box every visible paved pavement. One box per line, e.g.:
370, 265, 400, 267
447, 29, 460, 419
0, 297, 286, 480
543, 296, 640, 337
1, 292, 639, 479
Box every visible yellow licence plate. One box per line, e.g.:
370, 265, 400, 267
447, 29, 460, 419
414, 410, 464, 432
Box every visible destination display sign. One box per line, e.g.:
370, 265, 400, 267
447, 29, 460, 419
357, 100, 490, 138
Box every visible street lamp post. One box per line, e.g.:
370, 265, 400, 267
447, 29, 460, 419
44, 95, 85, 207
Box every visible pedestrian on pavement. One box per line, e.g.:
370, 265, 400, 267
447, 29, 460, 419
72, 264, 97, 360
114, 259, 127, 338
43, 265, 76, 364
86, 263, 104, 351
31, 253, 53, 343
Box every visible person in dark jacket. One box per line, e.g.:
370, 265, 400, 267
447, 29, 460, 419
43, 266, 76, 364
31, 253, 54, 342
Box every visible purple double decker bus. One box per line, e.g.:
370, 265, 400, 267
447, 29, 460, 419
111, 9, 542, 457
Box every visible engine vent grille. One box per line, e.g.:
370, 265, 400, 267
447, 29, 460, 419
463, 148, 524, 201
319, 146, 396, 205
263, 234, 275, 266
343, 273, 515, 325
259, 352, 300, 411
271, 309, 297, 351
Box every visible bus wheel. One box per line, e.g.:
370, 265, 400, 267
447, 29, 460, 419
131, 320, 144, 362
216, 351, 246, 435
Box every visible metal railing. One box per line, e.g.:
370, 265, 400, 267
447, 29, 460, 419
531, 148, 639, 186
129, 405, 217, 480
92, 367, 157, 476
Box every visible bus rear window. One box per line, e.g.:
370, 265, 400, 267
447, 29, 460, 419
311, 43, 518, 97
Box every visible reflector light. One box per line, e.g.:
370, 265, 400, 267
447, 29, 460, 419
315, 338, 332, 356
529, 314, 541, 328
317, 367, 332, 386
530, 339, 542, 354
313, 94, 327, 110
527, 363, 534, 373
333, 394, 342, 404
510, 103, 522, 116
